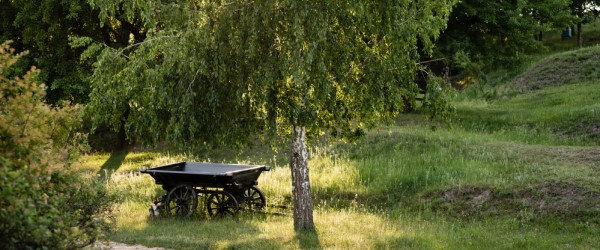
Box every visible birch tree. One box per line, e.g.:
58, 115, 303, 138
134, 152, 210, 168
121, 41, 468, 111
87, 0, 456, 230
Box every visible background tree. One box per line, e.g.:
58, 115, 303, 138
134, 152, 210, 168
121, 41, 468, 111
570, 0, 600, 47
0, 0, 147, 104
87, 0, 456, 230
0, 0, 146, 149
0, 0, 102, 103
79, 0, 148, 149
435, 0, 572, 71
529, 0, 574, 41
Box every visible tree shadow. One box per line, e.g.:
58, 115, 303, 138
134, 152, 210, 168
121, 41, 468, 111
295, 228, 323, 250
119, 217, 286, 249
375, 234, 435, 249
98, 149, 129, 178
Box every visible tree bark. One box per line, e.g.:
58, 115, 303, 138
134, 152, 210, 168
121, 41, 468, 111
577, 22, 583, 48
116, 105, 130, 150
290, 125, 314, 231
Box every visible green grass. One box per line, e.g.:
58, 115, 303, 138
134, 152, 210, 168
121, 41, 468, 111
78, 48, 600, 249
456, 82, 600, 146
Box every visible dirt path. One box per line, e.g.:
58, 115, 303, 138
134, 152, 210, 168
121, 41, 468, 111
88, 241, 169, 250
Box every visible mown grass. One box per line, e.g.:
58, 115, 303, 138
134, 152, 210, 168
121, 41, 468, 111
79, 49, 600, 249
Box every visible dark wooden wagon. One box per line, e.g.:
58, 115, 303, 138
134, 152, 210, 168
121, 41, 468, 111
141, 162, 270, 217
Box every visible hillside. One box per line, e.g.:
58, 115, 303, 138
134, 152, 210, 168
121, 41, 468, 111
460, 46, 600, 144
437, 45, 600, 230
510, 45, 600, 90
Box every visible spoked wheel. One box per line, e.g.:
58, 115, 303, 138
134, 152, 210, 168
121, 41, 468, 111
239, 186, 266, 211
165, 185, 198, 217
206, 191, 239, 218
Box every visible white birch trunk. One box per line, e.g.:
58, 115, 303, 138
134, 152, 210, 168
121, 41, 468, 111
290, 125, 315, 230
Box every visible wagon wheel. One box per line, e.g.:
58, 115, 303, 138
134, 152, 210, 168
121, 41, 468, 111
165, 185, 198, 217
239, 186, 266, 211
206, 191, 239, 218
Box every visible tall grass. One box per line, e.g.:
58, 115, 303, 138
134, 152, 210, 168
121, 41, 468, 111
80, 132, 598, 248
78, 77, 600, 249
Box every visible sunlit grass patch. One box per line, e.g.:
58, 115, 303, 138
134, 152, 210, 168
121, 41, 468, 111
109, 198, 600, 250
107, 172, 161, 203
312, 209, 423, 249
75, 153, 110, 172
110, 200, 443, 250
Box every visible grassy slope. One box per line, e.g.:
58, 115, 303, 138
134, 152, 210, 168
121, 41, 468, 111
79, 48, 600, 249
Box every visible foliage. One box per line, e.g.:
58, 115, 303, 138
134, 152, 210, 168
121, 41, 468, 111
422, 75, 456, 120
449, 50, 484, 88
0, 0, 97, 103
570, 0, 600, 24
0, 0, 146, 105
436, 0, 573, 70
0, 41, 114, 249
570, 0, 600, 47
86, 0, 457, 230
87, 0, 456, 147
543, 19, 600, 51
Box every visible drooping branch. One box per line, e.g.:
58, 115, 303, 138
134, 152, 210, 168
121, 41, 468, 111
107, 34, 179, 59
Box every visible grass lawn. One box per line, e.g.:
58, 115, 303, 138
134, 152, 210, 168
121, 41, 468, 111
78, 50, 600, 249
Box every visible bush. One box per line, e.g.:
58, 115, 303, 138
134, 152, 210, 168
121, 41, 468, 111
0, 41, 114, 249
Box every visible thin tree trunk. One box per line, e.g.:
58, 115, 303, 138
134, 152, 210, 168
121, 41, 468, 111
577, 22, 583, 48
290, 125, 314, 231
116, 105, 130, 150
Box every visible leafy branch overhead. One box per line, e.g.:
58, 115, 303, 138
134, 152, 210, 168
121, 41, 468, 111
87, 0, 457, 148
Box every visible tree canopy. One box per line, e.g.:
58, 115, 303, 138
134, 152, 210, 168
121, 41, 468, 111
436, 0, 572, 68
88, 0, 455, 147
87, 0, 456, 229
0, 0, 146, 104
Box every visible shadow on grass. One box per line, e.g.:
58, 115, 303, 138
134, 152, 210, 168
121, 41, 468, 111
98, 149, 129, 178
296, 228, 322, 250
118, 217, 285, 249
375, 235, 435, 249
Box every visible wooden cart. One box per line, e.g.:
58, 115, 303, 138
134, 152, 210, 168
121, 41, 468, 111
141, 162, 270, 217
